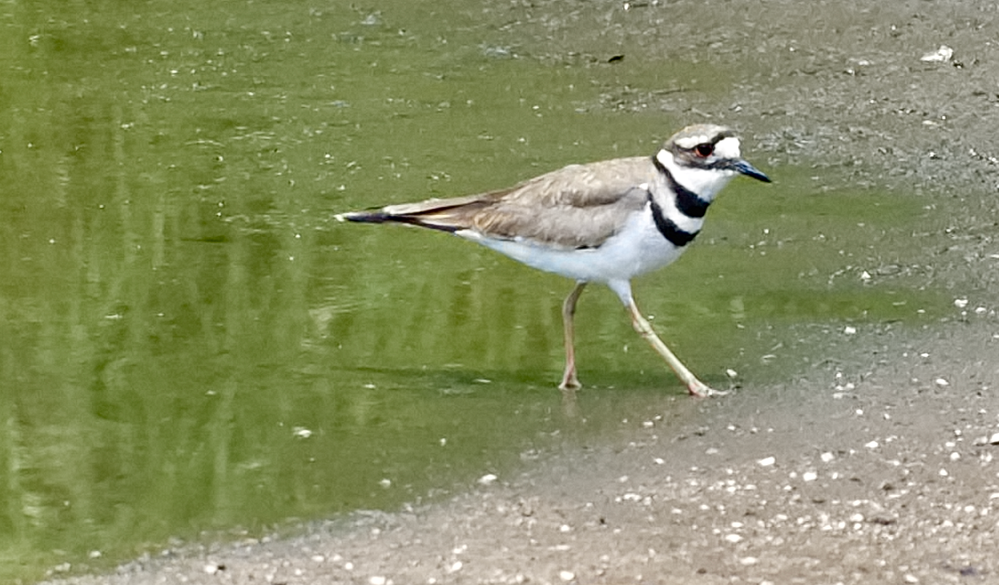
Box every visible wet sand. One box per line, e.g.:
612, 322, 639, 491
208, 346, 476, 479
44, 0, 999, 583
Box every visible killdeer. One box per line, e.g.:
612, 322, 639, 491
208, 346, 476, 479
337, 124, 770, 396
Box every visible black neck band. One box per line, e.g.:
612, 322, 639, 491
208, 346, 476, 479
647, 192, 698, 247
651, 154, 710, 218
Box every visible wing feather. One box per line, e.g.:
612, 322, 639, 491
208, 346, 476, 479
341, 156, 657, 248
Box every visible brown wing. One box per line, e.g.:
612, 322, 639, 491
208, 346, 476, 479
470, 157, 656, 248
340, 156, 657, 249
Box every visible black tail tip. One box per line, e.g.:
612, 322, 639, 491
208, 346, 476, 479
336, 210, 390, 224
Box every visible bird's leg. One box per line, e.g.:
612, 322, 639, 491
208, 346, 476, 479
625, 299, 724, 397
558, 281, 588, 391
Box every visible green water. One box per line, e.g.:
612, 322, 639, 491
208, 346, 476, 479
0, 1, 947, 582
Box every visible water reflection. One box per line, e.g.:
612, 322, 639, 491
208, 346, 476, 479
0, 1, 948, 582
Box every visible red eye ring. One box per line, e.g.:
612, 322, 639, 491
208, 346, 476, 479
695, 143, 714, 158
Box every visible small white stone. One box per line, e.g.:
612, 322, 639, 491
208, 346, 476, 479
821, 452, 835, 463
725, 534, 743, 543
849, 513, 865, 523
478, 473, 498, 485
935, 378, 949, 387
865, 440, 879, 450
843, 326, 857, 335
739, 556, 759, 566
369, 576, 387, 585
757, 456, 776, 467
559, 570, 576, 581
953, 298, 969, 308
904, 574, 919, 584
802, 471, 818, 482
989, 432, 999, 445
448, 561, 463, 573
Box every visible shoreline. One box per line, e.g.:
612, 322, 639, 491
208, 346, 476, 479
40, 0, 999, 582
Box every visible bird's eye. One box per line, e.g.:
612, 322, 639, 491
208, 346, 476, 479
694, 143, 714, 158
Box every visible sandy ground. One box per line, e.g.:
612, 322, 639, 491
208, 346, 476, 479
44, 0, 999, 583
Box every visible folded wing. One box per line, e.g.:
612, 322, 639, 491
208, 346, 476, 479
339, 156, 656, 249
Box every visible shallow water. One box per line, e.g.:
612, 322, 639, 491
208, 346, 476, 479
0, 1, 949, 581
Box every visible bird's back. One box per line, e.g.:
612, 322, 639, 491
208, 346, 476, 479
348, 156, 658, 250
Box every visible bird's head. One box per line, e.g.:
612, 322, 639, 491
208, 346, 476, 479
656, 124, 770, 200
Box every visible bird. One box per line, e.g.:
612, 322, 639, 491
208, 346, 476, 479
337, 124, 771, 396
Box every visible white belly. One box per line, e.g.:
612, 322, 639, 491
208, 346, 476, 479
458, 206, 686, 284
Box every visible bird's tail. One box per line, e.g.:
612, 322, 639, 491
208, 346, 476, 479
336, 194, 493, 233
335, 209, 460, 233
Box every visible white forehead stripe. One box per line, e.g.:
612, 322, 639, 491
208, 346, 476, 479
674, 134, 712, 149
714, 136, 742, 159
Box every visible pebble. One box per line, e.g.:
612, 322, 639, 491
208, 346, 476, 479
559, 570, 575, 581
203, 563, 223, 575
757, 456, 776, 467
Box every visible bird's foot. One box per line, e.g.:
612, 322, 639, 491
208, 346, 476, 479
559, 377, 581, 392
687, 380, 727, 398
559, 367, 581, 392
